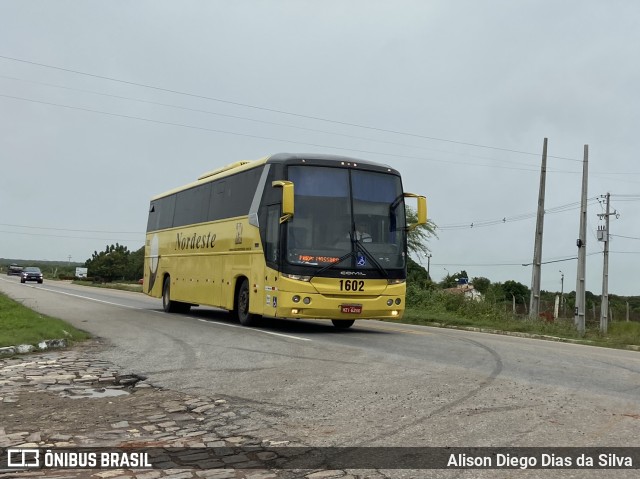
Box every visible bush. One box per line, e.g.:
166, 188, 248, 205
406, 284, 511, 322
607, 321, 640, 345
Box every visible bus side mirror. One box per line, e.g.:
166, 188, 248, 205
272, 180, 295, 223
404, 193, 427, 230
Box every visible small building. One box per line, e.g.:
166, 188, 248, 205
444, 283, 483, 301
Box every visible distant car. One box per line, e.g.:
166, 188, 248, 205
7, 264, 23, 276
20, 267, 44, 284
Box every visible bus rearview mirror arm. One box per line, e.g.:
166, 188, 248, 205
404, 193, 427, 231
272, 180, 295, 223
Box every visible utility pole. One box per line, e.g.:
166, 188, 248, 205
574, 145, 588, 335
426, 253, 432, 277
597, 192, 617, 334
559, 270, 564, 317
529, 138, 548, 319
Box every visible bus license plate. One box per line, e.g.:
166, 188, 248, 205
341, 304, 362, 314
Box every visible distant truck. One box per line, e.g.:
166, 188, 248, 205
7, 264, 23, 276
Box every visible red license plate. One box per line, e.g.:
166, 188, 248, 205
341, 304, 362, 314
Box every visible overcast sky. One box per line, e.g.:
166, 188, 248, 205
2, 0, 639, 296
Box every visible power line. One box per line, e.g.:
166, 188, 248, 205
437, 197, 599, 231
0, 74, 553, 171
521, 256, 577, 266
610, 234, 640, 241
4, 74, 602, 174
0, 93, 549, 172
0, 54, 582, 162
0, 230, 143, 243
0, 223, 142, 235
433, 252, 601, 268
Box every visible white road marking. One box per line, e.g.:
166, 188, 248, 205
194, 318, 311, 341
2, 278, 311, 342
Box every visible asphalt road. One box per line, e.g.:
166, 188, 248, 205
2, 276, 640, 451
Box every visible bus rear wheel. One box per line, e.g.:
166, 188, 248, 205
162, 276, 190, 314
235, 279, 258, 326
332, 319, 355, 329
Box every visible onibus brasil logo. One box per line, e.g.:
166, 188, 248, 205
4, 448, 151, 469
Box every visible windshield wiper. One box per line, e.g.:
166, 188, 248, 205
308, 235, 389, 280
308, 250, 354, 280
353, 237, 388, 278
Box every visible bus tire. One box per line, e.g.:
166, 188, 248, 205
235, 279, 258, 326
332, 319, 355, 329
162, 276, 190, 314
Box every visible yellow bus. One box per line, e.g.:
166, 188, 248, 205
144, 153, 426, 328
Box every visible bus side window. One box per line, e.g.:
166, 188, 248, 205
265, 205, 280, 263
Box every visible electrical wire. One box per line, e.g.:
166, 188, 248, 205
437, 197, 599, 231
0, 93, 549, 172
0, 54, 582, 162
0, 230, 142, 243
0, 74, 553, 171
0, 223, 141, 235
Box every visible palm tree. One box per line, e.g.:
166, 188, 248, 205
406, 206, 437, 257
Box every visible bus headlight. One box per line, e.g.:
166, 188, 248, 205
395, 298, 401, 305
282, 273, 311, 282
292, 295, 301, 303
303, 297, 311, 304
386, 299, 393, 306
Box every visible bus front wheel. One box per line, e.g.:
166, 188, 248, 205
332, 319, 355, 329
235, 279, 258, 326
162, 277, 190, 314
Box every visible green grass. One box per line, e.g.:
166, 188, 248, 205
401, 286, 640, 349
0, 292, 91, 348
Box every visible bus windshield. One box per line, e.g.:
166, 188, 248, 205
285, 166, 406, 273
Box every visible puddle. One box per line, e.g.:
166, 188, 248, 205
60, 387, 130, 399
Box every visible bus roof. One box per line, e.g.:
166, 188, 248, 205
266, 153, 395, 172
150, 153, 399, 200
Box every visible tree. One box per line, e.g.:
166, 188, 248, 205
472, 276, 491, 294
406, 206, 437, 257
503, 280, 529, 302
84, 243, 143, 282
407, 257, 432, 286
439, 270, 468, 289
127, 246, 145, 280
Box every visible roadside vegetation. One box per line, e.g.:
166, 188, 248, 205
403, 262, 640, 349
0, 259, 81, 280
0, 292, 90, 348
1, 243, 144, 283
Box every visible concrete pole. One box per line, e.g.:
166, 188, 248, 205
574, 145, 588, 335
529, 138, 548, 319
600, 192, 611, 334
560, 271, 565, 317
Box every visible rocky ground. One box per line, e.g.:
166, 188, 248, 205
0, 340, 385, 479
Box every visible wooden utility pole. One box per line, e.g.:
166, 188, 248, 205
574, 145, 588, 335
529, 138, 548, 319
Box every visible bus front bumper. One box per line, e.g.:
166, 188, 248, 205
269, 293, 405, 321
